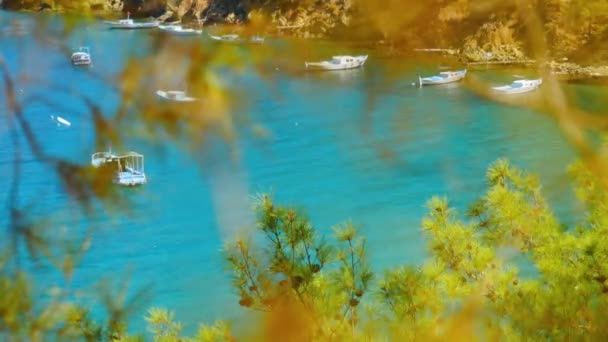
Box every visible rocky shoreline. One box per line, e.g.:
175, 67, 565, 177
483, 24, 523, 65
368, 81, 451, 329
0, 0, 248, 23
2, 1, 608, 82
412, 49, 608, 82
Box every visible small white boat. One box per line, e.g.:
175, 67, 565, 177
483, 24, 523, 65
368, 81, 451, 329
105, 13, 159, 29
419, 70, 466, 86
209, 33, 241, 42
91, 149, 147, 186
305, 55, 368, 71
71, 47, 92, 66
208, 33, 265, 44
493, 79, 543, 94
250, 35, 265, 44
50, 115, 71, 127
158, 25, 202, 36
156, 90, 197, 102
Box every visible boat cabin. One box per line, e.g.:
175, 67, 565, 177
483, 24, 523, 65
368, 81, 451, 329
71, 47, 91, 65
510, 80, 540, 88
330, 56, 356, 64
165, 91, 189, 100
118, 19, 134, 25
439, 71, 461, 78
118, 12, 134, 25
91, 150, 147, 186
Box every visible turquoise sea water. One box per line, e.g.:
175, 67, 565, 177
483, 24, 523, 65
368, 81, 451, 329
0, 11, 601, 333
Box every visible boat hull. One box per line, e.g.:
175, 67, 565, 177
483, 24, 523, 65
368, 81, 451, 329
156, 90, 197, 102
420, 75, 465, 85
105, 21, 159, 29
209, 34, 241, 43
493, 80, 542, 94
71, 59, 91, 66
419, 70, 467, 86
493, 87, 539, 94
159, 26, 202, 35
114, 172, 147, 186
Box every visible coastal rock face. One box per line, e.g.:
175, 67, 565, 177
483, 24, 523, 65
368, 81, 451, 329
0, 0, 347, 33
164, 0, 245, 23
122, 0, 166, 17
1, 0, 247, 22
461, 19, 525, 62
2, 0, 123, 12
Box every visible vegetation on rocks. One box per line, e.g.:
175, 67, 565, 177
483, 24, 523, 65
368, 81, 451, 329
461, 19, 525, 62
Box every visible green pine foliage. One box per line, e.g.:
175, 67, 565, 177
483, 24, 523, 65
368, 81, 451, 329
219, 158, 608, 339
3, 157, 608, 340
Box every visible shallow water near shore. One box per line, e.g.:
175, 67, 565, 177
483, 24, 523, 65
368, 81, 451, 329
0, 11, 603, 334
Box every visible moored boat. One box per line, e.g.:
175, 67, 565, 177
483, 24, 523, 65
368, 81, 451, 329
91, 149, 147, 186
493, 79, 543, 94
156, 90, 198, 102
208, 33, 241, 42
208, 33, 265, 44
104, 13, 159, 29
71, 47, 92, 66
250, 35, 265, 44
305, 55, 368, 71
158, 25, 202, 36
419, 69, 466, 86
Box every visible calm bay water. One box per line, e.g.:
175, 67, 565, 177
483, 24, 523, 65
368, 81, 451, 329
0, 11, 600, 333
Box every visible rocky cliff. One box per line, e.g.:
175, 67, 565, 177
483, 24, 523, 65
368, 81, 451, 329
0, 0, 247, 22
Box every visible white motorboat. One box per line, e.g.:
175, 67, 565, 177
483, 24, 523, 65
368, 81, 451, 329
208, 33, 265, 44
156, 90, 197, 102
91, 149, 147, 186
71, 47, 92, 66
493, 79, 543, 94
305, 55, 368, 71
105, 13, 159, 29
158, 25, 202, 36
208, 33, 241, 42
250, 35, 265, 44
419, 70, 466, 86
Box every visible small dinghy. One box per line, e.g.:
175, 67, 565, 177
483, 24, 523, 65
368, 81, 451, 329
91, 149, 147, 186
305, 55, 368, 71
250, 35, 265, 44
50, 115, 71, 127
105, 13, 159, 29
208, 33, 265, 44
156, 90, 197, 102
158, 25, 202, 36
493, 79, 542, 94
209, 33, 241, 42
419, 70, 466, 86
71, 47, 92, 66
